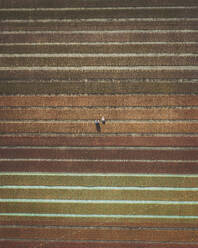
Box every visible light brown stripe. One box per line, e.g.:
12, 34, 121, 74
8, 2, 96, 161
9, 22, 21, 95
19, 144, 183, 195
1, 121, 198, 133
0, 107, 198, 120
1, 95, 198, 107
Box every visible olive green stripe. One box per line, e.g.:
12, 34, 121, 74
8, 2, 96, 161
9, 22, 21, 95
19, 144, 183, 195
1, 202, 198, 215
1, 174, 198, 187
1, 82, 198, 95
1, 187, 198, 201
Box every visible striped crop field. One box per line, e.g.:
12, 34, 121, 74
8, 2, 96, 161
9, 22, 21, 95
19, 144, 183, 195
0, 0, 198, 247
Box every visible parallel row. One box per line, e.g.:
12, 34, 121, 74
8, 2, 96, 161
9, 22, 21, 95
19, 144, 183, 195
1, 225, 198, 244
3, 81, 198, 94
2, 160, 198, 173
0, 7, 198, 20
1, 21, 198, 31
1, 173, 198, 221
0, 95, 198, 174
1, 0, 198, 8
1, 107, 198, 120
0, 43, 198, 53
2, 54, 198, 66
1, 134, 198, 146
2, 147, 198, 160
1, 31, 198, 43
1, 121, 198, 133
0, 95, 198, 106
0, 241, 198, 248
2, 199, 198, 216
3, 185, 198, 201
1, 134, 198, 173
1, 0, 197, 246
1, 172, 198, 245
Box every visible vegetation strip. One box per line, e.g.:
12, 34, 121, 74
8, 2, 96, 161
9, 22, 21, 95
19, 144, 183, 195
0, 213, 198, 219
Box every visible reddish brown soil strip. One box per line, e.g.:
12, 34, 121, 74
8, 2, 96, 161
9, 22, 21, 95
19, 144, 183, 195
1, 135, 198, 147
0, 226, 198, 242
0, 240, 197, 248
0, 148, 198, 160
1, 121, 198, 133
0, 160, 197, 174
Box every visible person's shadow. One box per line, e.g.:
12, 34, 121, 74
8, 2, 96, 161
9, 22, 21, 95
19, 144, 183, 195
95, 121, 101, 133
